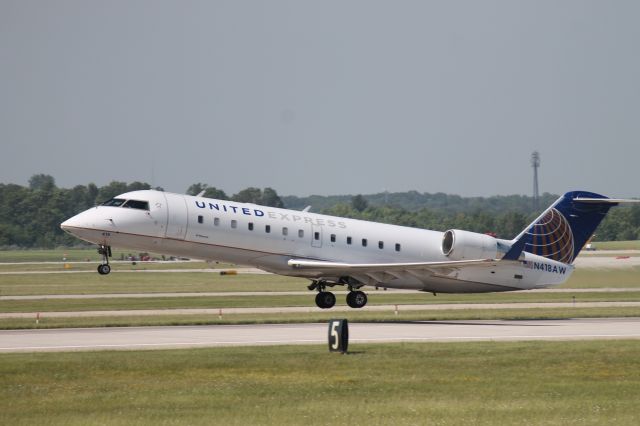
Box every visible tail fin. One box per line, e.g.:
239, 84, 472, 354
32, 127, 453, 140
503, 191, 634, 263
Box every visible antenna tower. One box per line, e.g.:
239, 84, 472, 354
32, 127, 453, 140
531, 151, 540, 210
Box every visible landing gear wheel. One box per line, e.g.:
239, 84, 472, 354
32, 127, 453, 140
97, 245, 112, 275
346, 291, 367, 308
315, 292, 336, 309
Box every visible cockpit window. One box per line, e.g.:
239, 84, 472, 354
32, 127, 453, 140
101, 198, 126, 207
122, 200, 150, 211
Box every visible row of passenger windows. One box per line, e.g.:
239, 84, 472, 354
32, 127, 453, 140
196, 215, 402, 252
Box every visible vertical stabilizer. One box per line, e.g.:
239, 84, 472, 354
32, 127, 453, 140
503, 191, 620, 264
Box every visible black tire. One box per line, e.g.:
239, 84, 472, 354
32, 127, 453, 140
346, 291, 367, 308
315, 292, 336, 309
97, 264, 111, 275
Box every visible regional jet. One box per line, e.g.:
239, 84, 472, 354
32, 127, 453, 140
61, 190, 638, 309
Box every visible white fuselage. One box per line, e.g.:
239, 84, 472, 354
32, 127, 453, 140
61, 190, 573, 293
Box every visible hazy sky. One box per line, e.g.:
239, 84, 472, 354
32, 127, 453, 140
1, 1, 639, 197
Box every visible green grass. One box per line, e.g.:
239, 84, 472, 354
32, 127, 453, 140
589, 240, 640, 250
0, 265, 638, 298
0, 248, 154, 263
2, 290, 640, 314
0, 272, 307, 296
562, 267, 640, 288
3, 306, 640, 330
1, 340, 639, 425
0, 261, 233, 272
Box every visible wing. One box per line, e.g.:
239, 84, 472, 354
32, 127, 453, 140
288, 258, 500, 287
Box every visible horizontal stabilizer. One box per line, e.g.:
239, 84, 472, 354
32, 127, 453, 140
573, 197, 640, 204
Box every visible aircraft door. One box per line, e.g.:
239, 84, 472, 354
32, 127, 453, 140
163, 192, 188, 240
311, 224, 322, 248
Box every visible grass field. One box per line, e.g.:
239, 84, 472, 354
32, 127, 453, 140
0, 248, 638, 330
3, 306, 640, 330
2, 290, 640, 314
0, 266, 638, 297
588, 240, 640, 250
0, 248, 177, 263
1, 340, 639, 425
0, 272, 307, 295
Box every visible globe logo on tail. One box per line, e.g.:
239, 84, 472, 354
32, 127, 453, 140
525, 208, 575, 264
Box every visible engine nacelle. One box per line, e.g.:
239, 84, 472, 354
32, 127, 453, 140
441, 229, 498, 260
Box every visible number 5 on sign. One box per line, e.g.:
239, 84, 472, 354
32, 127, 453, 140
328, 319, 348, 353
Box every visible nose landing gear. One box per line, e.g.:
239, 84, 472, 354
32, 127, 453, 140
97, 245, 112, 275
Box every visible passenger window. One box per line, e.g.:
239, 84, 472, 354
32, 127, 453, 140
314, 232, 320, 241
330, 234, 336, 242
378, 241, 384, 249
214, 218, 220, 226
282, 227, 288, 236
395, 243, 401, 252
298, 229, 304, 238
231, 220, 237, 229
197, 215, 203, 224
347, 236, 352, 245
265, 225, 271, 233
362, 238, 368, 247
248, 222, 254, 231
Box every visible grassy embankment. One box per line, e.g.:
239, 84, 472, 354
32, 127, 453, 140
1, 340, 639, 425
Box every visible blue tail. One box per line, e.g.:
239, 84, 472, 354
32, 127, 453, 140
503, 191, 616, 264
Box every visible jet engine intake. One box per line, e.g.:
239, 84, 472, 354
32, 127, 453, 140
441, 229, 498, 260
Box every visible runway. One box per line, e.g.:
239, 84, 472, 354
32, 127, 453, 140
1, 318, 639, 352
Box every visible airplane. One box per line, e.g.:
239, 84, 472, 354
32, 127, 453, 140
60, 190, 639, 309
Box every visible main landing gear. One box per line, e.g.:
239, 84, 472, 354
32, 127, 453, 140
309, 280, 368, 309
346, 290, 367, 309
97, 245, 112, 275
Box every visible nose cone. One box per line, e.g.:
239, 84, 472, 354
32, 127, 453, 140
60, 209, 106, 244
60, 213, 90, 240
60, 215, 81, 232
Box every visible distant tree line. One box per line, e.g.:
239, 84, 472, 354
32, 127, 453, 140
0, 175, 638, 248
283, 191, 560, 215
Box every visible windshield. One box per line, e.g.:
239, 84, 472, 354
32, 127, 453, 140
101, 198, 149, 211
122, 200, 150, 211
101, 198, 126, 207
